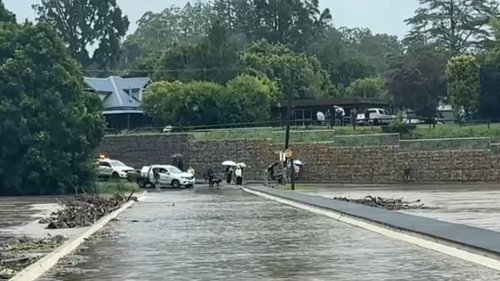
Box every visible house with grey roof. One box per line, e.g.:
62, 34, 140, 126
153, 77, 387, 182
83, 76, 152, 129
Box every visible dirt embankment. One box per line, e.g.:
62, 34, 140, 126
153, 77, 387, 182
0, 191, 137, 279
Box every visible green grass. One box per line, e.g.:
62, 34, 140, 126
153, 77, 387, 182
193, 123, 500, 141
192, 123, 500, 148
104, 123, 500, 150
94, 181, 141, 194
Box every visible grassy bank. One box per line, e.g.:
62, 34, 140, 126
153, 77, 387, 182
106, 123, 500, 141
103, 123, 500, 150
94, 181, 140, 194
193, 123, 500, 142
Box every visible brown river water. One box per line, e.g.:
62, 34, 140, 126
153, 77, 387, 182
28, 184, 500, 281
0, 196, 90, 242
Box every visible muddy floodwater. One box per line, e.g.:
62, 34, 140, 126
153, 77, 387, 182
303, 183, 500, 232
38, 186, 500, 281
0, 196, 89, 242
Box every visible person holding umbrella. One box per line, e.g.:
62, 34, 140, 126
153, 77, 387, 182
171, 153, 184, 171
222, 161, 237, 184
235, 165, 243, 187
293, 159, 304, 180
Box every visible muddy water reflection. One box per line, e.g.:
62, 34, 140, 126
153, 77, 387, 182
41, 188, 500, 281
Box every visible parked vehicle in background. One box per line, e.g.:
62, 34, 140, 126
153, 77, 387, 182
97, 155, 135, 180
132, 164, 195, 189
356, 108, 393, 125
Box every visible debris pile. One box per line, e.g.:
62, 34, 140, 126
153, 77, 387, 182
0, 235, 68, 279
40, 191, 137, 229
333, 195, 437, 210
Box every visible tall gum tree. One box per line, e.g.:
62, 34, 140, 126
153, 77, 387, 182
33, 0, 130, 74
404, 0, 499, 53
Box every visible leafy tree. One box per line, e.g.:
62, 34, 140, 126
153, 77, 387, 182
0, 0, 15, 23
307, 28, 377, 88
33, 0, 130, 73
141, 74, 277, 126
0, 22, 105, 196
387, 47, 448, 117
344, 76, 388, 99
122, 1, 214, 66
221, 74, 278, 123
155, 20, 242, 83
339, 27, 403, 73
239, 0, 332, 51
446, 54, 481, 115
240, 39, 333, 99
478, 17, 500, 120
404, 0, 499, 53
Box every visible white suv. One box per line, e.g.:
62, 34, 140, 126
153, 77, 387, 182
139, 165, 194, 188
97, 158, 134, 180
356, 108, 393, 125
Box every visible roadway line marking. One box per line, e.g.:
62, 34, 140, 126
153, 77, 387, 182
9, 191, 147, 281
243, 188, 500, 272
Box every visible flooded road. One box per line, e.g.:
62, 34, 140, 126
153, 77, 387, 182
303, 184, 500, 232
40, 187, 500, 281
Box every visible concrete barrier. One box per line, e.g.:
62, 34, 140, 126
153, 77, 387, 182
242, 186, 500, 272
9, 191, 146, 281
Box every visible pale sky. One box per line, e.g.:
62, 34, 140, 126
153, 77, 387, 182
4, 0, 419, 38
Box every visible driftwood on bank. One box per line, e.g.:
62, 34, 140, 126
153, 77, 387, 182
333, 195, 437, 210
0, 235, 68, 279
39, 191, 137, 229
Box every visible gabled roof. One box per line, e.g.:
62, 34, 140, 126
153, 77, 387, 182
83, 76, 152, 112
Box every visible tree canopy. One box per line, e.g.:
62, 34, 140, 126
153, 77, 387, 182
0, 20, 105, 196
33, 0, 130, 74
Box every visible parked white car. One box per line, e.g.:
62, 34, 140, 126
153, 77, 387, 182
356, 108, 393, 125
97, 157, 134, 180
136, 164, 194, 189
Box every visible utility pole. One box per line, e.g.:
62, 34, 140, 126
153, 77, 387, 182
284, 68, 295, 190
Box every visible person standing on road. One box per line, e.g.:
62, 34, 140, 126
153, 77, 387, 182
403, 161, 411, 181
207, 167, 215, 187
226, 166, 233, 184
235, 166, 243, 187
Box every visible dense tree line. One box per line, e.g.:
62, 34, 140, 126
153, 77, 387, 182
2, 0, 500, 195
18, 0, 500, 125
118, 0, 500, 124
0, 1, 105, 195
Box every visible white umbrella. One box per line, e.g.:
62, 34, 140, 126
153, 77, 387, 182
334, 106, 345, 116
236, 162, 247, 168
222, 160, 237, 166
294, 159, 304, 166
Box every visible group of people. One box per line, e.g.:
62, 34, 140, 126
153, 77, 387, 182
204, 165, 243, 187
316, 106, 347, 127
225, 165, 243, 186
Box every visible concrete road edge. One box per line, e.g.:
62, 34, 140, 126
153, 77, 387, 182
242, 187, 500, 272
9, 190, 147, 281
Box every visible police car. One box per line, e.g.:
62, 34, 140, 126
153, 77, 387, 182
96, 155, 135, 180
